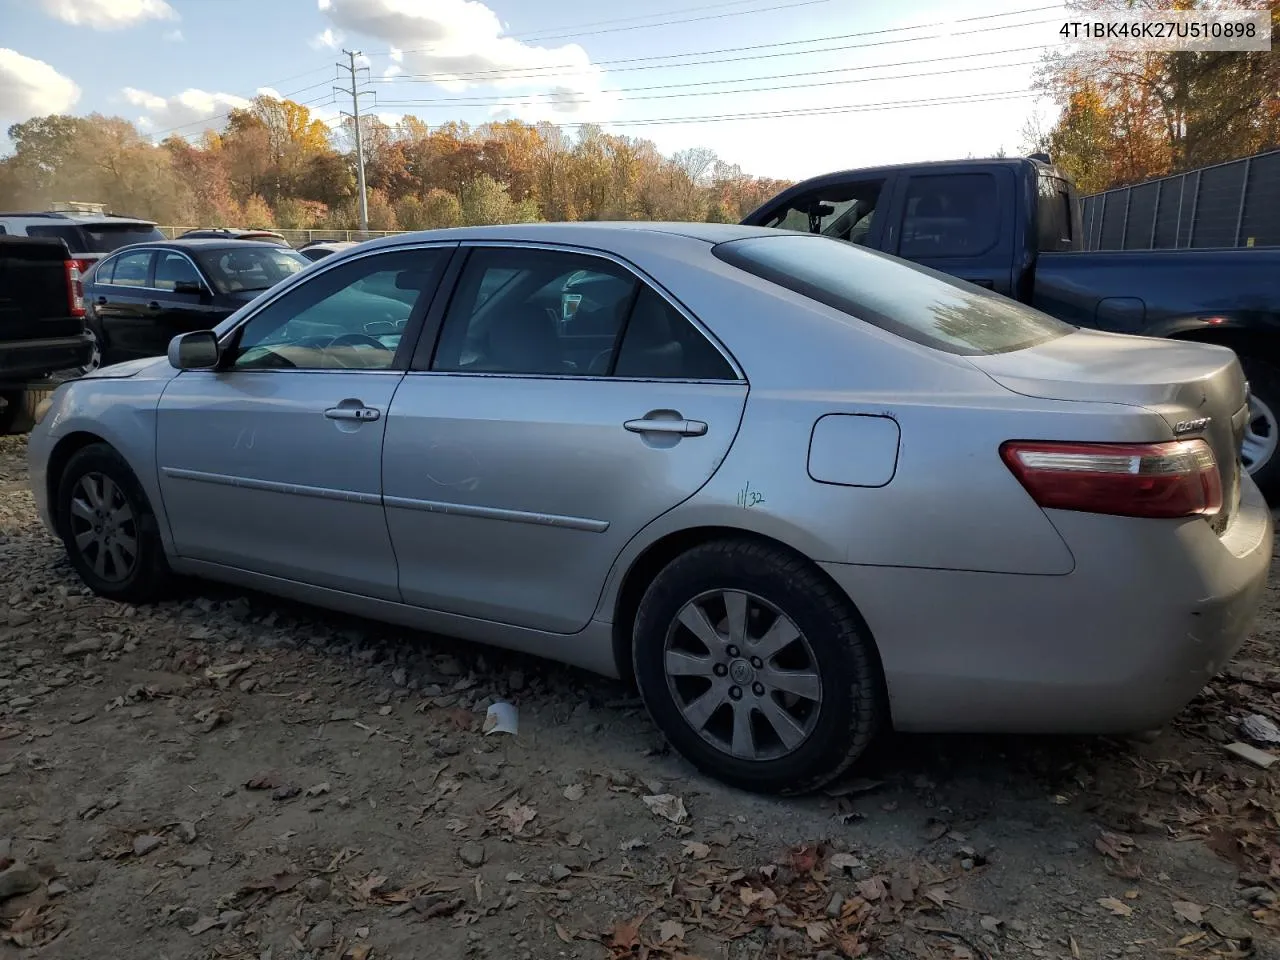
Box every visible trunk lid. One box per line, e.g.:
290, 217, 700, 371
967, 328, 1248, 526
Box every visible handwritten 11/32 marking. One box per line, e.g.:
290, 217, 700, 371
737, 482, 766, 508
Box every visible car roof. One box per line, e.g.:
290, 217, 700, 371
358, 221, 784, 253
0, 211, 157, 225
107, 239, 305, 253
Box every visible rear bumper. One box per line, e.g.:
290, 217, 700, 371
0, 332, 93, 384
821, 477, 1274, 733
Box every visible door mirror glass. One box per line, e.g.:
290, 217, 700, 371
173, 279, 206, 296
168, 330, 220, 370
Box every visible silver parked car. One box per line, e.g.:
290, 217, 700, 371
26, 223, 1274, 794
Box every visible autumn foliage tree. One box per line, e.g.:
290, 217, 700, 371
1033, 0, 1280, 191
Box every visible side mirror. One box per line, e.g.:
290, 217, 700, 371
168, 330, 220, 370
174, 279, 206, 296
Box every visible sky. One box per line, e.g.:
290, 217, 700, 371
0, 0, 1068, 181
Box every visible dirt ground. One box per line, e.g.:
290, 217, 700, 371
2, 433, 1279, 960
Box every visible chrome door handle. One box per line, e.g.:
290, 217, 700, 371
147, 301, 163, 311
325, 405, 381, 422
624, 418, 707, 437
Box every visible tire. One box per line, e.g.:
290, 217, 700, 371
1240, 357, 1280, 500
0, 388, 54, 436
55, 442, 172, 603
631, 538, 883, 795
78, 321, 104, 375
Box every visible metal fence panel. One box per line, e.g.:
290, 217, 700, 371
1080, 148, 1279, 250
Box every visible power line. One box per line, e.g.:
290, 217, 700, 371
511, 0, 829, 40
375, 58, 1041, 109
377, 4, 1062, 81
519, 89, 1039, 129
373, 45, 1049, 104
146, 87, 337, 139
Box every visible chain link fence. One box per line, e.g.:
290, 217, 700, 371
1079, 148, 1280, 251
157, 227, 412, 248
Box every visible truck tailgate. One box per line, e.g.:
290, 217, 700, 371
0, 236, 81, 341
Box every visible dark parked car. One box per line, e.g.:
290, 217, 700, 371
744, 155, 1280, 494
179, 228, 291, 246
82, 240, 308, 368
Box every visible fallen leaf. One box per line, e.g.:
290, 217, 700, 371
979, 915, 1002, 933
739, 886, 778, 909
344, 946, 372, 960
497, 798, 537, 835
562, 784, 585, 802
681, 841, 710, 860
186, 916, 222, 936
1172, 900, 1204, 925
658, 919, 686, 944
619, 837, 647, 852
788, 844, 820, 875
555, 923, 573, 944
609, 918, 642, 950
829, 853, 864, 872
1094, 831, 1135, 860
1098, 897, 1133, 917
805, 920, 832, 943
857, 877, 886, 901
1069, 935, 1081, 958
642, 794, 688, 824
244, 774, 280, 791
306, 782, 331, 797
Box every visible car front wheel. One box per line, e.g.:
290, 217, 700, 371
632, 538, 883, 795
56, 443, 172, 602
1240, 357, 1279, 499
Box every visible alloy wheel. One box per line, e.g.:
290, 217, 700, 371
68, 472, 138, 582
79, 328, 102, 375
1241, 393, 1277, 475
663, 589, 822, 762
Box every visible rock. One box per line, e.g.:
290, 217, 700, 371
0, 863, 41, 901
330, 707, 358, 722
308, 920, 335, 948
46, 881, 68, 897
171, 906, 199, 927
304, 877, 330, 902
1241, 714, 1280, 745
62, 637, 105, 656
459, 842, 486, 868
133, 835, 164, 857
391, 667, 408, 687
373, 690, 391, 705
549, 864, 572, 882
507, 671, 526, 692
825, 892, 844, 918
0, 763, 13, 777
178, 822, 198, 844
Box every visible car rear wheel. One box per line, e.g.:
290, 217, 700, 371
78, 323, 103, 375
56, 443, 172, 603
632, 538, 882, 794
1240, 357, 1279, 499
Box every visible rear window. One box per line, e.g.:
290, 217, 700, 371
27, 222, 164, 253
712, 234, 1074, 356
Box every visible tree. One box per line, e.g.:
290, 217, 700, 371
241, 194, 275, 228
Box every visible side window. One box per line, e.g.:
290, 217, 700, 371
764, 179, 885, 246
0, 225, 6, 235
431, 248, 638, 376
1036, 175, 1075, 252
154, 252, 202, 291
231, 248, 448, 371
899, 173, 999, 259
109, 251, 154, 287
92, 257, 116, 285
613, 288, 736, 380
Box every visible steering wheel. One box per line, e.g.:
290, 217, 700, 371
327, 332, 390, 350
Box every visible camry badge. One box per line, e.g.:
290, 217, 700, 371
1173, 416, 1212, 435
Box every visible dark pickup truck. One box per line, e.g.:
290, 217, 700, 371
0, 235, 95, 434
742, 156, 1280, 495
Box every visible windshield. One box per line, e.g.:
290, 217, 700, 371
196, 247, 308, 294
712, 234, 1074, 356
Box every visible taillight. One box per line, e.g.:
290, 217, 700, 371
64, 260, 85, 317
1000, 439, 1223, 519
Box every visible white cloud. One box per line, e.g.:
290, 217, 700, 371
311, 27, 343, 50
162, 27, 183, 41
0, 49, 80, 125
318, 0, 610, 118
122, 86, 250, 133
39, 0, 177, 30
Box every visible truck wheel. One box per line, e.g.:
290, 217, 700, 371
1240, 358, 1280, 499
0, 388, 54, 436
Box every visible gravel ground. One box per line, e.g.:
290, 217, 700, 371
2, 432, 1279, 960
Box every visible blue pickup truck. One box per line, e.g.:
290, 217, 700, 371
742, 155, 1280, 495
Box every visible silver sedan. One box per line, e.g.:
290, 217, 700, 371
26, 223, 1274, 794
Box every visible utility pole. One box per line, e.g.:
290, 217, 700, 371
336, 49, 372, 232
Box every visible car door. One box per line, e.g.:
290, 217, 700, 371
150, 249, 228, 340
155, 244, 455, 599
887, 168, 1017, 295
91, 248, 157, 359
382, 243, 749, 634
